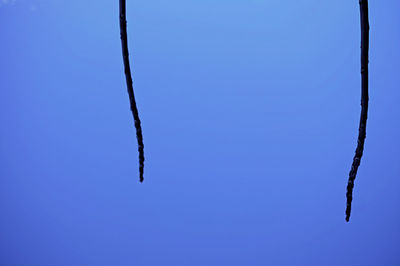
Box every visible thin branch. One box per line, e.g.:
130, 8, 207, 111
346, 0, 369, 221
119, 0, 145, 182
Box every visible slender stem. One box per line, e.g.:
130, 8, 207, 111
346, 0, 369, 221
119, 0, 145, 182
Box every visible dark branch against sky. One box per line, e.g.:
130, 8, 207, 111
119, 0, 145, 182
346, 0, 370, 221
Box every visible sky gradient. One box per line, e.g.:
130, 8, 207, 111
1, 1, 400, 265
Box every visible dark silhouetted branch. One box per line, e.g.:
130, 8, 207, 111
346, 0, 369, 221
119, 0, 145, 182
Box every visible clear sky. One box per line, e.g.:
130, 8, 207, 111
1, 1, 399, 265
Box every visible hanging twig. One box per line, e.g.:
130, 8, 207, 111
119, 0, 145, 182
346, 0, 369, 221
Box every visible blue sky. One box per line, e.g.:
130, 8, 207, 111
1, 1, 400, 265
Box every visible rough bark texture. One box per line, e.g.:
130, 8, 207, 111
119, 0, 145, 182
346, 0, 369, 221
